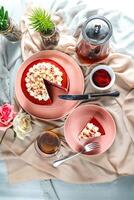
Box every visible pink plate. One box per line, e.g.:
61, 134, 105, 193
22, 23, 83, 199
64, 104, 116, 156
15, 50, 84, 120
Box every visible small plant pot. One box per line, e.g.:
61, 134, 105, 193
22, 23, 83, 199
0, 19, 21, 42
41, 27, 59, 49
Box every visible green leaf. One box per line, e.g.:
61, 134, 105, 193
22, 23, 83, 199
1, 6, 4, 18
4, 11, 8, 20
0, 7, 2, 16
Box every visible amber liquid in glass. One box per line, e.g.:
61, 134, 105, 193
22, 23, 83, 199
37, 131, 60, 155
76, 40, 109, 65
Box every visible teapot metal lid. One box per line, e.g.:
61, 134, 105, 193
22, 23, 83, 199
82, 16, 112, 45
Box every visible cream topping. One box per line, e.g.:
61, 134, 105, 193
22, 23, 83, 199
79, 122, 101, 140
25, 62, 63, 101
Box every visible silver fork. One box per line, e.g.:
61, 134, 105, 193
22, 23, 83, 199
53, 142, 100, 167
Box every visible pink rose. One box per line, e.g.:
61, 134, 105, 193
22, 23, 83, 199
0, 103, 16, 131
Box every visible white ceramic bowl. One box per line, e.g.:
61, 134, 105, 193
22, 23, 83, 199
89, 65, 115, 91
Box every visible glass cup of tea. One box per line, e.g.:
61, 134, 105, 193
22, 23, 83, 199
34, 131, 61, 158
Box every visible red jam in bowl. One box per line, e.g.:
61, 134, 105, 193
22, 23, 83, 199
92, 69, 111, 88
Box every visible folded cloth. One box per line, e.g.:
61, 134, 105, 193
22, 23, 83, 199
0, 52, 134, 184
0, 5, 134, 184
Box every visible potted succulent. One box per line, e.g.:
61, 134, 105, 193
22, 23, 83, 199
0, 6, 21, 41
29, 8, 59, 49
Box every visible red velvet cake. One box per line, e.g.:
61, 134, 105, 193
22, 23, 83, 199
21, 59, 69, 105
79, 117, 105, 140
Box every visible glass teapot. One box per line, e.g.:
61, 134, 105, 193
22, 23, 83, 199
76, 16, 112, 65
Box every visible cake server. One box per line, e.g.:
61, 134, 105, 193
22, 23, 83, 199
59, 90, 120, 100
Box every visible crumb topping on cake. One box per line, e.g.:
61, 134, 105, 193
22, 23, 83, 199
79, 122, 102, 140
25, 62, 63, 101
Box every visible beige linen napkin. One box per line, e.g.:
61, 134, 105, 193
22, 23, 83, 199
0, 7, 134, 184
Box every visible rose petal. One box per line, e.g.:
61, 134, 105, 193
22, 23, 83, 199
15, 128, 30, 140
0, 122, 13, 131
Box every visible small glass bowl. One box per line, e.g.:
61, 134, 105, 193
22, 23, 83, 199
34, 131, 61, 158
89, 65, 115, 91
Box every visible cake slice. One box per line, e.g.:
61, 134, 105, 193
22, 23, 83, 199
21, 59, 69, 105
79, 117, 105, 140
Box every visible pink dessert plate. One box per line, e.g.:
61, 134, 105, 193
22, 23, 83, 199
15, 50, 84, 120
64, 104, 116, 156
